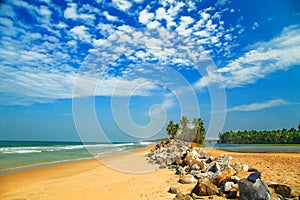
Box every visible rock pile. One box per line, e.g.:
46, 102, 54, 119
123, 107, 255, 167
147, 139, 299, 200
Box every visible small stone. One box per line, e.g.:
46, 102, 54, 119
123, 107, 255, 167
242, 164, 249, 172
179, 174, 196, 184
191, 163, 200, 170
176, 166, 186, 175
247, 171, 261, 183
230, 175, 240, 183
191, 193, 204, 199
233, 163, 243, 172
224, 181, 235, 192
169, 187, 181, 194
173, 194, 193, 200
208, 195, 215, 199
159, 163, 166, 168
206, 156, 214, 163
275, 184, 292, 198
206, 161, 221, 173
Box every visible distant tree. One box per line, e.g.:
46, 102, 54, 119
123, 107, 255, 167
166, 120, 179, 139
298, 124, 300, 131
192, 118, 205, 144
179, 116, 190, 140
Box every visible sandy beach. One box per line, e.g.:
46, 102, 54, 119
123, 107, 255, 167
0, 146, 299, 200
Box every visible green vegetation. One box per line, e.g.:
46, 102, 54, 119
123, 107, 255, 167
219, 127, 300, 144
166, 116, 206, 144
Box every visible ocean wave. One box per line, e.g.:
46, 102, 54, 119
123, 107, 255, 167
0, 143, 137, 154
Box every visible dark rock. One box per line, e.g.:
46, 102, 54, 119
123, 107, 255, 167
247, 172, 261, 183
238, 178, 272, 200
206, 161, 221, 173
176, 166, 186, 175
275, 184, 292, 198
179, 174, 196, 184
226, 188, 238, 199
248, 167, 259, 172
173, 194, 193, 200
191, 179, 219, 196
169, 187, 181, 194
206, 156, 214, 164
212, 166, 236, 187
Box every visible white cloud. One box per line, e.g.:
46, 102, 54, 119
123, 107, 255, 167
227, 99, 289, 112
139, 8, 154, 24
112, 0, 132, 11
103, 11, 118, 21
64, 3, 95, 21
70, 25, 91, 43
195, 25, 300, 89
64, 3, 77, 19
252, 22, 259, 30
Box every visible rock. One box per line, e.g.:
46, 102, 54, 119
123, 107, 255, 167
212, 166, 236, 187
169, 187, 181, 194
247, 172, 261, 183
159, 163, 166, 168
248, 167, 259, 172
173, 194, 193, 200
194, 172, 215, 181
208, 195, 215, 199
179, 174, 196, 184
191, 193, 204, 199
242, 164, 249, 172
230, 175, 240, 183
206, 161, 221, 173
238, 178, 272, 200
206, 156, 214, 163
226, 188, 238, 199
275, 184, 292, 198
191, 163, 200, 170
233, 162, 243, 172
217, 153, 232, 166
191, 179, 219, 196
176, 166, 186, 175
224, 181, 235, 192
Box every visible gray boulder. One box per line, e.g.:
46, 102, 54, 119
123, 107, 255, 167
238, 178, 272, 200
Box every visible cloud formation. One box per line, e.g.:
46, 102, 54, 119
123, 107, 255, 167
227, 99, 289, 112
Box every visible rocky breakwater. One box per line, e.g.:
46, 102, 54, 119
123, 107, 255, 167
147, 139, 299, 200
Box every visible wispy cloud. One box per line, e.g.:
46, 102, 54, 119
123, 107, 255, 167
196, 25, 300, 89
227, 99, 289, 112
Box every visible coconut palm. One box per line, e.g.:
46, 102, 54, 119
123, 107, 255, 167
192, 118, 205, 144
179, 116, 190, 140
166, 120, 179, 139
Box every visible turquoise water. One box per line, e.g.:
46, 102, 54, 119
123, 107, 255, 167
210, 143, 300, 152
0, 141, 152, 175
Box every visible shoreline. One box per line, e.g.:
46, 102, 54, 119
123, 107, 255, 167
0, 145, 299, 199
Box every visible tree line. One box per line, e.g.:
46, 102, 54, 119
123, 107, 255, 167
219, 125, 300, 144
166, 116, 206, 144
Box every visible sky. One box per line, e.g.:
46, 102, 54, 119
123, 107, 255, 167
0, 0, 299, 142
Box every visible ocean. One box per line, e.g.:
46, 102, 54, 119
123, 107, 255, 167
0, 141, 153, 175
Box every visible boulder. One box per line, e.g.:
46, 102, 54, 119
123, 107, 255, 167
226, 188, 238, 199
224, 181, 235, 192
212, 166, 236, 187
191, 179, 219, 196
206, 161, 221, 173
248, 172, 261, 183
238, 178, 272, 200
217, 153, 232, 166
275, 184, 292, 198
193, 171, 215, 181
233, 162, 243, 172
169, 187, 181, 194
176, 166, 186, 175
173, 194, 193, 200
179, 174, 196, 184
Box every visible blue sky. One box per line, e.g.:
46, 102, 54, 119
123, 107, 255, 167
0, 0, 299, 142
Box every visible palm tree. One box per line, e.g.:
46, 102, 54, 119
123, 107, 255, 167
179, 116, 190, 140
192, 118, 205, 144
166, 120, 179, 139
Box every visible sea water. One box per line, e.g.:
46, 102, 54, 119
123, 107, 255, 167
0, 141, 153, 175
